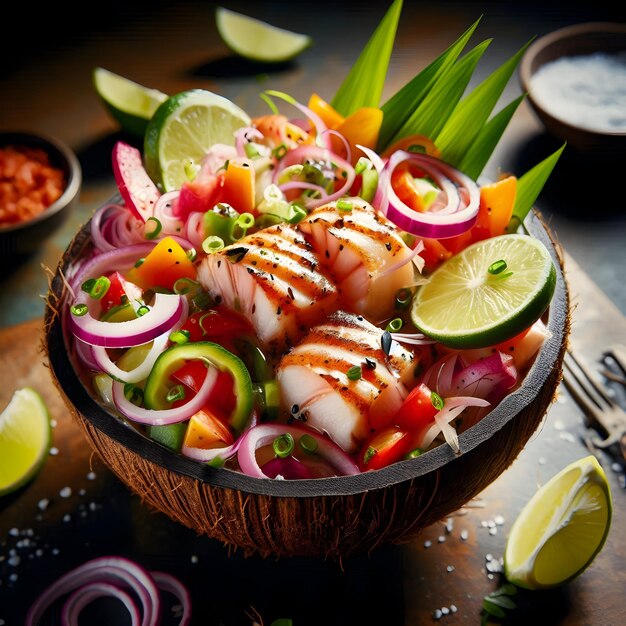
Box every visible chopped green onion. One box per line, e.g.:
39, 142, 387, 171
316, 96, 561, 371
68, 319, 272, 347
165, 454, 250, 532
202, 236, 225, 254
166, 385, 186, 403
187, 248, 197, 262
363, 446, 377, 465
299, 433, 318, 454
173, 277, 202, 296
346, 365, 362, 381
81, 278, 96, 293
395, 287, 413, 309
259, 91, 280, 114
169, 329, 190, 345
136, 305, 150, 317
273, 433, 295, 458
488, 259, 508, 275
405, 448, 423, 459
354, 157, 373, 175
183, 158, 199, 181
286, 204, 307, 224
272, 144, 288, 160
70, 303, 88, 316
144, 217, 162, 240
407, 143, 427, 154
134, 258, 145, 269
431, 391, 444, 410
192, 292, 213, 311
237, 212, 255, 230
198, 311, 217, 336
244, 142, 260, 158
336, 199, 353, 212
386, 317, 403, 332
123, 383, 143, 405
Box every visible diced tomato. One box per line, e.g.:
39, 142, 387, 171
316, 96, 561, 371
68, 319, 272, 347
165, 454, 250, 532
171, 362, 236, 422
124, 236, 196, 291
179, 305, 254, 344
358, 426, 413, 471
392, 383, 439, 432
100, 271, 133, 313
417, 237, 453, 273
176, 171, 224, 220
182, 408, 235, 450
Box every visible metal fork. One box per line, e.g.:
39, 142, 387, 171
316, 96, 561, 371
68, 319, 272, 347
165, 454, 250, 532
562, 348, 626, 461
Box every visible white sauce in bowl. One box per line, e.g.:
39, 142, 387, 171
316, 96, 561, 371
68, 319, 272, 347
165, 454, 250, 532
529, 51, 626, 133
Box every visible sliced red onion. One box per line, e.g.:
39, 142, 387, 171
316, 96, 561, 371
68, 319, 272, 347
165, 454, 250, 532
237, 423, 360, 478
153, 190, 184, 234
235, 126, 264, 156
25, 556, 162, 626
69, 293, 185, 348
272, 144, 356, 209
68, 243, 155, 294
73, 338, 100, 371
25, 556, 191, 626
62, 582, 140, 626
150, 572, 192, 626
380, 150, 480, 238
419, 396, 491, 452
184, 211, 206, 249
321, 128, 352, 162
92, 332, 170, 384
355, 144, 386, 173
111, 365, 218, 425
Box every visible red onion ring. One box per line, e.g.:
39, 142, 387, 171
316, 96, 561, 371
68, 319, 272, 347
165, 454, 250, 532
69, 292, 185, 348
25, 556, 170, 626
61, 582, 140, 626
235, 126, 264, 156
380, 150, 480, 238
237, 423, 360, 478
111, 365, 218, 425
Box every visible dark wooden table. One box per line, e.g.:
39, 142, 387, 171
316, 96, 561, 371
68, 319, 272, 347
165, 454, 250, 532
1, 2, 625, 624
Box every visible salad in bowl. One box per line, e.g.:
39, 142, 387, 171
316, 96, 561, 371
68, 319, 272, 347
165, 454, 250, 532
44, 2, 568, 557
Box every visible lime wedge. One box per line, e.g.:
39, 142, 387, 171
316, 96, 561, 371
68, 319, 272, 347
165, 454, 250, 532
144, 89, 251, 192
215, 7, 312, 63
410, 233, 556, 349
504, 455, 612, 590
0, 388, 52, 495
93, 67, 168, 138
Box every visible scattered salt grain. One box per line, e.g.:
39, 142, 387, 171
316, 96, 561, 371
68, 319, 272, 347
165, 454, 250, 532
433, 609, 443, 620
50, 419, 57, 427
8, 574, 18, 583
52, 548, 60, 556
87, 471, 97, 480
445, 518, 453, 533
559, 432, 576, 443
49, 447, 59, 456
37, 499, 50, 511
63, 514, 71, 523
441, 607, 450, 615
7, 556, 20, 567
489, 527, 498, 536
529, 51, 626, 133
191, 555, 198, 564
424, 540, 432, 548
446, 565, 455, 573
438, 535, 446, 543
494, 515, 505, 526
450, 605, 457, 613
8, 528, 19, 537
59, 486, 72, 498
460, 529, 469, 541
79, 489, 86, 496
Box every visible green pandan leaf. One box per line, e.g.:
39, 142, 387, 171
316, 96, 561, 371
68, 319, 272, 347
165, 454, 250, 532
437, 39, 534, 167
331, 0, 403, 116
457, 94, 525, 180
507, 143, 566, 231
377, 17, 481, 151
388, 40, 492, 147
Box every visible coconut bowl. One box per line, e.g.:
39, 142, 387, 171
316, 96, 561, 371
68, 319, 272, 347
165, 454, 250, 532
42, 208, 569, 559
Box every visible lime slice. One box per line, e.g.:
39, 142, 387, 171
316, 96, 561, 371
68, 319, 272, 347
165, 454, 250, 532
0, 388, 52, 495
215, 7, 312, 63
504, 455, 612, 590
410, 233, 556, 349
93, 67, 168, 138
144, 89, 251, 192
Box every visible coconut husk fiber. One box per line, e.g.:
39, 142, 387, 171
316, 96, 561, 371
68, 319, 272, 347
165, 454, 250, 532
42, 209, 569, 559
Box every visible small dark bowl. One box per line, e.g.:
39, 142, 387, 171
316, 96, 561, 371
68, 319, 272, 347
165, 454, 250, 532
0, 131, 82, 257
519, 22, 626, 155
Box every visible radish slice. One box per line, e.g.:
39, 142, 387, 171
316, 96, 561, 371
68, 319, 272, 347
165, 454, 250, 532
112, 141, 161, 222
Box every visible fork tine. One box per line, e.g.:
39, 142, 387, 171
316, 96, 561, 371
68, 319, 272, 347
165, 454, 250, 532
564, 349, 615, 410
